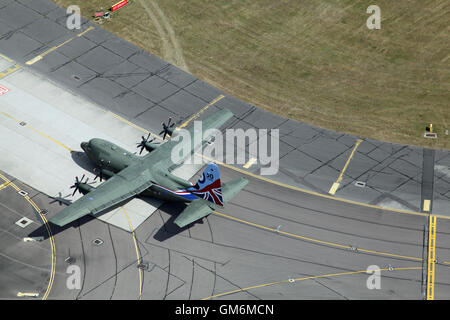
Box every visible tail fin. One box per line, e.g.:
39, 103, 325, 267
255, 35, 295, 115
190, 163, 223, 206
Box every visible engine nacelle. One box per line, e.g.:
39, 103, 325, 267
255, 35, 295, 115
144, 142, 159, 152
78, 183, 95, 195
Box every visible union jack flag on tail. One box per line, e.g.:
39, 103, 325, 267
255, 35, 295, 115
189, 163, 223, 206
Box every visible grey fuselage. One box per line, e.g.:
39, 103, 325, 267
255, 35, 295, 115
80, 138, 196, 203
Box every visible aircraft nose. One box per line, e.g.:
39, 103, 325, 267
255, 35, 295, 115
81, 142, 88, 150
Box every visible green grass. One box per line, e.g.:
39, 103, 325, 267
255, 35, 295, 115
53, 0, 450, 149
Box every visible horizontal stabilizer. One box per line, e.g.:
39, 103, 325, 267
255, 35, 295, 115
221, 177, 249, 204
174, 199, 214, 228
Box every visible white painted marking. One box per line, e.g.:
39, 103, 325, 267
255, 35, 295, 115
0, 84, 9, 95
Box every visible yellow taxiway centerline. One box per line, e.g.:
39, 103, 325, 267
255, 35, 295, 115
243, 157, 257, 169
1, 106, 448, 222
121, 206, 143, 300
213, 210, 424, 262
427, 215, 437, 300
176, 94, 225, 130
329, 139, 363, 195
25, 26, 94, 66
202, 266, 423, 300
0, 172, 56, 300
2, 87, 450, 299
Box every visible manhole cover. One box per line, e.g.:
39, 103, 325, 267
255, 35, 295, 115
355, 181, 366, 188
18, 190, 28, 196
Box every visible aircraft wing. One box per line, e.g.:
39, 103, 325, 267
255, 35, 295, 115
174, 199, 214, 228
144, 108, 233, 170
49, 164, 154, 227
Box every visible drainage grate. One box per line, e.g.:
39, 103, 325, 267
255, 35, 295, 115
19, 121, 27, 126
354, 181, 366, 188
72, 75, 81, 81
18, 190, 28, 196
15, 217, 33, 228
92, 238, 104, 246
40, 209, 48, 215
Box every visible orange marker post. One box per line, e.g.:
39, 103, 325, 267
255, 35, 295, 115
111, 0, 128, 11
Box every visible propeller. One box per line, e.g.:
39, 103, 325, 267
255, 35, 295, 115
93, 160, 111, 182
159, 117, 175, 140
136, 132, 160, 155
70, 174, 90, 196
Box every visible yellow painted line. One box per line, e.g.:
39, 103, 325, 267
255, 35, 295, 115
0, 64, 21, 80
0, 111, 73, 152
243, 157, 257, 169
213, 210, 423, 262
328, 182, 340, 196
107, 111, 163, 141
329, 139, 363, 195
423, 200, 431, 212
0, 52, 14, 63
24, 124, 73, 152
3, 105, 449, 223
0, 181, 10, 191
25, 27, 94, 65
17, 292, 39, 297
427, 215, 437, 300
176, 95, 225, 130
121, 207, 143, 300
77, 26, 95, 37
107, 109, 450, 221
202, 266, 422, 300
0, 173, 56, 300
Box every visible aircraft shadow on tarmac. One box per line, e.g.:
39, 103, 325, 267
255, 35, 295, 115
28, 196, 202, 241
151, 201, 205, 242
70, 150, 97, 173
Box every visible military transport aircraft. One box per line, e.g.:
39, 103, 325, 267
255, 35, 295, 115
49, 108, 248, 228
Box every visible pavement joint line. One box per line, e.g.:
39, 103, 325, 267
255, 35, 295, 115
121, 206, 143, 300
3, 105, 450, 222
202, 266, 423, 300
176, 94, 225, 130
0, 173, 55, 300
243, 157, 257, 169
213, 210, 424, 262
94, 111, 450, 221
427, 215, 437, 300
329, 139, 363, 195
0, 111, 73, 152
2, 91, 450, 295
25, 27, 95, 66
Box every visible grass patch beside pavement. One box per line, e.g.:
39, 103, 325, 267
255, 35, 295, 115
53, 0, 450, 149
